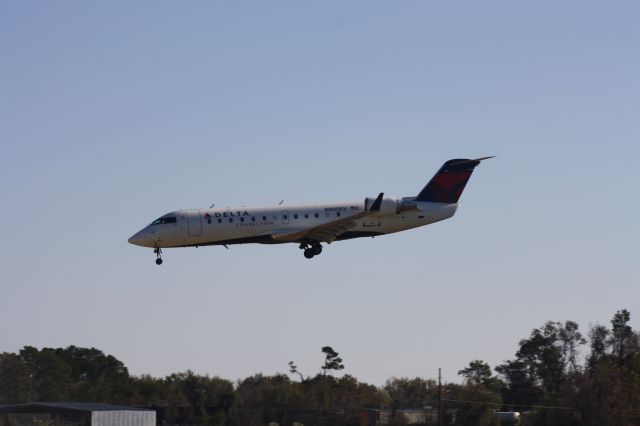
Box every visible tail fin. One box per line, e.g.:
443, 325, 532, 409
415, 157, 493, 203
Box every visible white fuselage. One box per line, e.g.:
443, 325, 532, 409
128, 197, 458, 249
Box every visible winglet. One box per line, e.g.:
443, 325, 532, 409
448, 156, 495, 167
368, 192, 384, 212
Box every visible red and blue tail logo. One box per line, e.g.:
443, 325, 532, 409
415, 158, 491, 203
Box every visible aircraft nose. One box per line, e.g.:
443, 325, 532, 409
128, 230, 147, 246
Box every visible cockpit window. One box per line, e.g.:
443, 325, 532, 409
151, 216, 177, 225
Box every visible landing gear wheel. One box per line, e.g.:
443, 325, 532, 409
304, 249, 315, 259
312, 244, 323, 255
153, 247, 163, 265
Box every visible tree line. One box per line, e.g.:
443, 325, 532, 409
1, 309, 639, 425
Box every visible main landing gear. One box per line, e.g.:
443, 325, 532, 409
154, 247, 163, 265
300, 242, 323, 259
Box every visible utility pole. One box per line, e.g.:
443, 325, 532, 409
438, 367, 442, 426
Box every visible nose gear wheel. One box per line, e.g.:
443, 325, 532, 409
154, 247, 163, 265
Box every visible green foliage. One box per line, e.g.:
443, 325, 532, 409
12, 346, 130, 404
21, 347, 73, 401
320, 346, 344, 376
458, 360, 492, 385
1, 310, 639, 425
575, 354, 640, 426
0, 353, 36, 404
129, 374, 168, 406
609, 309, 639, 365
384, 377, 435, 409
451, 362, 503, 425
288, 360, 304, 382
230, 374, 303, 426
495, 310, 640, 426
496, 319, 587, 409
588, 324, 609, 366
228, 372, 390, 425
494, 359, 539, 408
559, 320, 587, 374
161, 371, 233, 425
56, 346, 130, 403
447, 382, 501, 426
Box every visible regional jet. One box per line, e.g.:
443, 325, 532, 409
128, 157, 492, 264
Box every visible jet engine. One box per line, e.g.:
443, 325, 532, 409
365, 196, 398, 216
395, 197, 420, 213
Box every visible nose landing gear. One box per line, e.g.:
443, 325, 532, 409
154, 247, 163, 265
300, 242, 323, 259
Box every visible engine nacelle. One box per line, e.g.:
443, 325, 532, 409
396, 197, 419, 213
365, 196, 398, 216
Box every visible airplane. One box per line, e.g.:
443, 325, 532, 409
128, 157, 492, 264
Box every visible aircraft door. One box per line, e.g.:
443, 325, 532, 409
187, 209, 203, 237
281, 210, 289, 225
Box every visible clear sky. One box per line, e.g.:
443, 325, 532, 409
1, 1, 638, 386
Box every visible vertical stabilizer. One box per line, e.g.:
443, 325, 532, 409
415, 157, 492, 203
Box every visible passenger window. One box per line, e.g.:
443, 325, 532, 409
240, 217, 244, 222
229, 218, 233, 223
304, 214, 309, 219
251, 217, 255, 222
284, 215, 288, 220
218, 219, 222, 224
263, 216, 267, 221
315, 213, 319, 218
337, 212, 341, 217
207, 219, 211, 224
294, 214, 298, 219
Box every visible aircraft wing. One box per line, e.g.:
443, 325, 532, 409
271, 193, 383, 244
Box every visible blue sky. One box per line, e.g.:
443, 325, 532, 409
1, 1, 638, 385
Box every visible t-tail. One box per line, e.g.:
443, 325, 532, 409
415, 157, 494, 203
